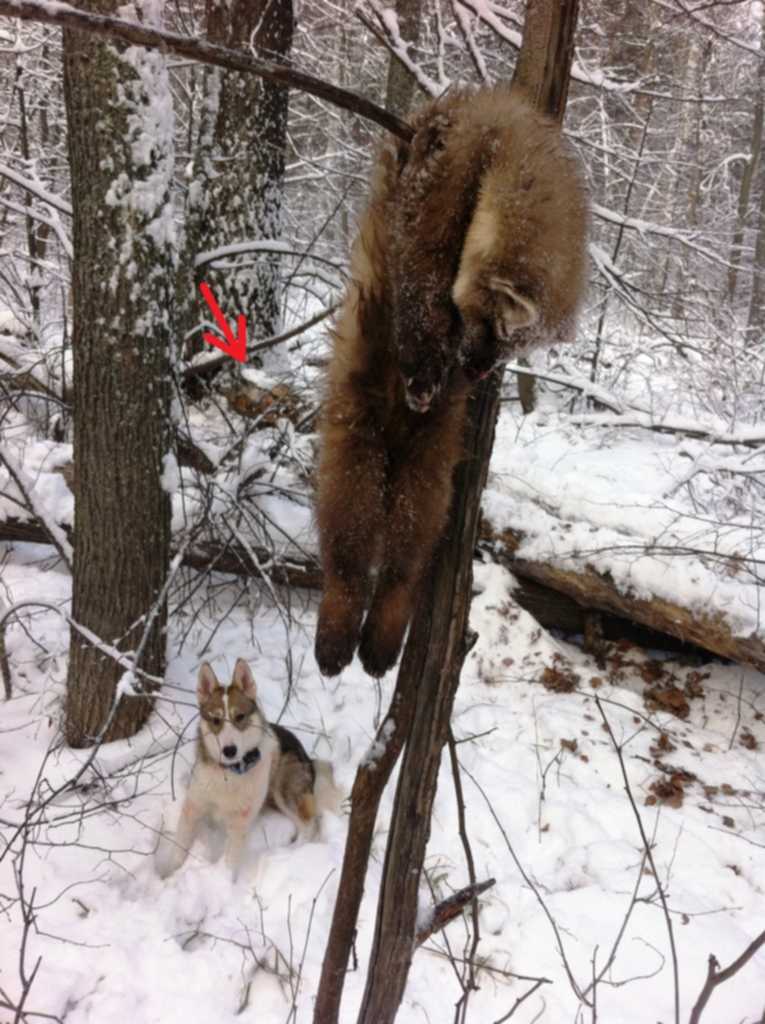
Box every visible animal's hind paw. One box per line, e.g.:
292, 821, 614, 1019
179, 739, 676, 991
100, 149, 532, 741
358, 617, 404, 678
315, 625, 357, 677
315, 587, 364, 676
357, 580, 411, 678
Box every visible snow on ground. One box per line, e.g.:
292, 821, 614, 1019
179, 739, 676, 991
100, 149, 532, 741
2, 374, 765, 1022
2, 543, 765, 1023
485, 402, 765, 642
4, 387, 762, 646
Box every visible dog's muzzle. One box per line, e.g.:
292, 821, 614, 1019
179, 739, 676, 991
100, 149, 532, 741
223, 746, 261, 775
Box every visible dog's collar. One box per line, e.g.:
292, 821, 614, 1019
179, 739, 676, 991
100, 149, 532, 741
223, 746, 261, 775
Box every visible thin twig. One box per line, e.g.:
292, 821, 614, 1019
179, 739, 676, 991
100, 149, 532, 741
447, 728, 483, 1021
595, 698, 680, 1024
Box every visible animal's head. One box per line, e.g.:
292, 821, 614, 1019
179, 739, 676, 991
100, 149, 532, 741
380, 87, 582, 401
197, 659, 266, 769
455, 276, 539, 382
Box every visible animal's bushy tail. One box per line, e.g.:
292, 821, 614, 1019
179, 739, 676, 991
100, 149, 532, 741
313, 759, 343, 816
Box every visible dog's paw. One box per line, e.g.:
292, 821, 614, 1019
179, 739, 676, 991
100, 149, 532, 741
154, 839, 185, 879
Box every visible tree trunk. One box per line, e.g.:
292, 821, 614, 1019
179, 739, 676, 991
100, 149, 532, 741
14, 66, 43, 332
510, 0, 579, 123
747, 171, 765, 336
181, 0, 294, 365
383, 0, 422, 117
509, 0, 579, 412
62, 0, 174, 747
728, 5, 765, 304
670, 33, 710, 320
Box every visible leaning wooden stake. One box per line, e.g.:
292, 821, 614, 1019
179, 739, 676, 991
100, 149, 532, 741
312, 378, 500, 1024
353, 376, 501, 1023
312, 670, 420, 1021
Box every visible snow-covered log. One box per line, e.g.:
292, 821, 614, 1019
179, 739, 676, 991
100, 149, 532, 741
484, 522, 765, 675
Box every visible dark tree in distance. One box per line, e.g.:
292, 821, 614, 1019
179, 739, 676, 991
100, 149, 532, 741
383, 0, 423, 117
181, 0, 294, 364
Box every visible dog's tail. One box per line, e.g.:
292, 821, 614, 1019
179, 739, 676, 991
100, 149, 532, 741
313, 759, 343, 816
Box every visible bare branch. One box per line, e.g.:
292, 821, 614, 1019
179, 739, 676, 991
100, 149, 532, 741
595, 698, 680, 1024
688, 929, 765, 1024
0, 1, 412, 140
182, 302, 339, 383
414, 878, 496, 947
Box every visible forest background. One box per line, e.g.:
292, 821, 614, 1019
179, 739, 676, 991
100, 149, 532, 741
1, 1, 765, 1023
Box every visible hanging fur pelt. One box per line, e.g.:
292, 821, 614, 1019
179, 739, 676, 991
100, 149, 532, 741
314, 86, 589, 678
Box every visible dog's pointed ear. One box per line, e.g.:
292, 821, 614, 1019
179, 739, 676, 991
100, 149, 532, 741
489, 278, 538, 341
232, 658, 257, 698
197, 662, 219, 701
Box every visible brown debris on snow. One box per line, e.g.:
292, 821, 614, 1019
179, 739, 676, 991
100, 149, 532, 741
644, 685, 691, 719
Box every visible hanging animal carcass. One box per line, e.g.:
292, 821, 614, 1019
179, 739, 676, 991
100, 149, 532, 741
315, 87, 589, 678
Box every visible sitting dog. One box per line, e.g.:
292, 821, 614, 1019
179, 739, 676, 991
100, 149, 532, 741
156, 658, 340, 878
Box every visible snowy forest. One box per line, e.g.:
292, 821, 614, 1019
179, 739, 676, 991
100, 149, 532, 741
1, 0, 765, 1022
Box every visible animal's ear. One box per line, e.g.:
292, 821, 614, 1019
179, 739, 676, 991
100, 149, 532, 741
197, 662, 219, 701
231, 658, 257, 698
489, 278, 539, 340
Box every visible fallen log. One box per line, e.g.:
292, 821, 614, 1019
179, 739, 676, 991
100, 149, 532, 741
4, 512, 762, 672
483, 523, 765, 675
507, 575, 713, 659
0, 518, 321, 590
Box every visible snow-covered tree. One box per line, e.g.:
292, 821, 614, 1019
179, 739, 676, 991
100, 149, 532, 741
62, 0, 176, 745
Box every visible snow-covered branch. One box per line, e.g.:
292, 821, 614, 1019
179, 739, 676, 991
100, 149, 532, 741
0, 0, 412, 140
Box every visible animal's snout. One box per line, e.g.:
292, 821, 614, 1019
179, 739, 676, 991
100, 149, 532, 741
222, 744, 237, 759
403, 376, 437, 413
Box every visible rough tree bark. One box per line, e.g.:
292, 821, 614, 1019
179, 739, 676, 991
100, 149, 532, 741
383, 0, 423, 117
62, 0, 175, 747
747, 106, 765, 335
181, 0, 294, 361
314, 3, 582, 1023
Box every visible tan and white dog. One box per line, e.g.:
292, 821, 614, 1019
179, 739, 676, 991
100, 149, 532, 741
157, 659, 340, 878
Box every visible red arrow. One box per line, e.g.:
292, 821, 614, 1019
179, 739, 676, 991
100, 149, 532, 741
199, 282, 247, 363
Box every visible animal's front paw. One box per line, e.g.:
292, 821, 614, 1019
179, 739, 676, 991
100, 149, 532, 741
155, 837, 187, 879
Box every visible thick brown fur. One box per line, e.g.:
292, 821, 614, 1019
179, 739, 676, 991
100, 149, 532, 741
315, 87, 589, 679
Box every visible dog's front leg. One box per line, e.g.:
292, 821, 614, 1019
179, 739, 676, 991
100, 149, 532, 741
156, 795, 202, 878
